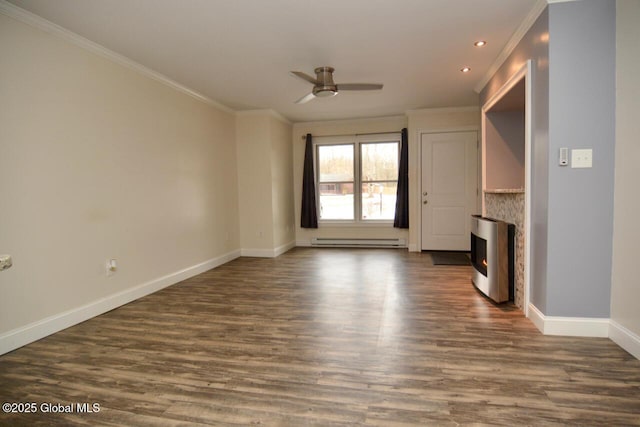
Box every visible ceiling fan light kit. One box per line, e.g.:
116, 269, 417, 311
290, 66, 383, 104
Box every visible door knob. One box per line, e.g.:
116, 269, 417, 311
423, 191, 428, 196
423, 200, 428, 204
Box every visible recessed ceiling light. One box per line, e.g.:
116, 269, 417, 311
474, 40, 487, 47
460, 67, 471, 73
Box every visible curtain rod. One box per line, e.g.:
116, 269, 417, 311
300, 130, 401, 140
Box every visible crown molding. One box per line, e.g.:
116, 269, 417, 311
237, 109, 292, 126
293, 114, 407, 128
405, 106, 480, 116
474, 0, 548, 94
267, 110, 293, 126
0, 0, 235, 114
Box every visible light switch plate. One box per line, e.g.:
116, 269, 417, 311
572, 149, 593, 168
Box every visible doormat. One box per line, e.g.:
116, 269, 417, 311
430, 251, 471, 266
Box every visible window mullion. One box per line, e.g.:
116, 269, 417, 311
314, 144, 320, 220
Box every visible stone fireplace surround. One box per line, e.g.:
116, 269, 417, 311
484, 189, 525, 309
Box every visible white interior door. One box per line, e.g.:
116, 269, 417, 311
421, 131, 478, 251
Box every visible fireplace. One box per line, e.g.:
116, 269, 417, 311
470, 215, 514, 303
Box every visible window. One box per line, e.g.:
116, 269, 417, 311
315, 133, 400, 223
317, 144, 354, 220
360, 142, 399, 220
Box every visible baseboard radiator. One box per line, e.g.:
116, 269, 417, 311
311, 238, 406, 248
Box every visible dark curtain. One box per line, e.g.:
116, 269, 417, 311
301, 133, 318, 228
394, 128, 409, 228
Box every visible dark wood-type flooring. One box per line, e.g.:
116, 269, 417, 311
1, 248, 639, 426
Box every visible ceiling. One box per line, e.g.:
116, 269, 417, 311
7, 0, 539, 123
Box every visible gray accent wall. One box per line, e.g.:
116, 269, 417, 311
485, 111, 526, 190
480, 8, 550, 314
546, 0, 615, 317
480, 0, 616, 318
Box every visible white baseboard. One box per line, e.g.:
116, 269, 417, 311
408, 243, 418, 252
0, 249, 241, 356
609, 320, 640, 360
240, 248, 275, 257
274, 241, 295, 257
240, 241, 295, 258
528, 303, 609, 337
527, 303, 546, 333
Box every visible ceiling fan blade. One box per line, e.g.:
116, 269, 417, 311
336, 83, 384, 91
295, 92, 316, 104
290, 71, 319, 85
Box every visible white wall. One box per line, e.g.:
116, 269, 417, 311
0, 12, 240, 353
236, 112, 275, 252
293, 116, 408, 246
270, 116, 296, 250
407, 107, 480, 251
236, 110, 294, 256
610, 0, 640, 358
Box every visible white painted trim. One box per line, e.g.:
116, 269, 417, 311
527, 304, 610, 337
240, 241, 295, 258
523, 63, 533, 319
293, 115, 407, 128
528, 303, 546, 333
240, 248, 276, 257
481, 62, 529, 114
415, 127, 478, 251
405, 106, 480, 116
609, 320, 640, 360
481, 61, 532, 317
236, 109, 292, 126
415, 125, 480, 134
0, 0, 234, 114
474, 0, 547, 94
417, 128, 480, 252
267, 110, 293, 126
414, 128, 422, 251
274, 241, 296, 257
544, 316, 610, 338
0, 250, 241, 356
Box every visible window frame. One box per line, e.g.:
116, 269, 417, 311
314, 133, 401, 225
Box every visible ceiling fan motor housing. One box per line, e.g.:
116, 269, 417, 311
313, 66, 338, 97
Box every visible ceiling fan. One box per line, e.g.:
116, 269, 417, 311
290, 66, 383, 104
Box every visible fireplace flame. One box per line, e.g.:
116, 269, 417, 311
482, 259, 488, 267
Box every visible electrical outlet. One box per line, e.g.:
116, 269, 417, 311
106, 259, 117, 277
0, 255, 12, 271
